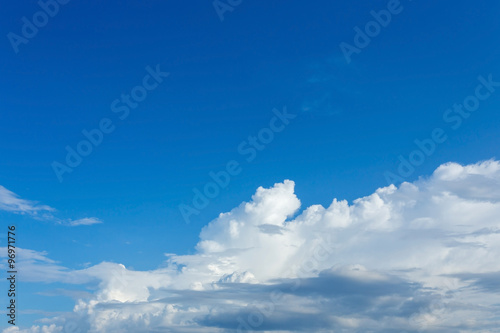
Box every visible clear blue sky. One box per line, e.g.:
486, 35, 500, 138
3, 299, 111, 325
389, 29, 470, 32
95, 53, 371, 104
1, 0, 500, 330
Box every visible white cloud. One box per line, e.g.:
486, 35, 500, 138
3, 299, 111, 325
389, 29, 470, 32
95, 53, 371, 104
0, 185, 101, 227
2, 325, 62, 333
67, 217, 102, 227
0, 185, 54, 216
5, 160, 500, 332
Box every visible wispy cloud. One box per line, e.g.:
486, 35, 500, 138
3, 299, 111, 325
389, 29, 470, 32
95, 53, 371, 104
0, 185, 55, 216
0, 185, 101, 227
66, 217, 102, 227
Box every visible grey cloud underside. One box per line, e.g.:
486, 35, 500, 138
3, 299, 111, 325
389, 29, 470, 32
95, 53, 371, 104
196, 271, 424, 332
64, 269, 499, 332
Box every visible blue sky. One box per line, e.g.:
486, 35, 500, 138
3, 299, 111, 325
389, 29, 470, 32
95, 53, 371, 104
1, 0, 500, 331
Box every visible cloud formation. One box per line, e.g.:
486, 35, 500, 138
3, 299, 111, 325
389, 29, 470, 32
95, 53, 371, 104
0, 185, 101, 227
0, 185, 54, 216
5, 160, 500, 332
67, 218, 102, 227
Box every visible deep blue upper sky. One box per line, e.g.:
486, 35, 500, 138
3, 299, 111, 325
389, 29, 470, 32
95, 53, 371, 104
1, 0, 499, 309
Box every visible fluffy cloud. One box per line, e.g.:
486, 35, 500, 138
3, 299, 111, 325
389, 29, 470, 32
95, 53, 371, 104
5, 160, 500, 332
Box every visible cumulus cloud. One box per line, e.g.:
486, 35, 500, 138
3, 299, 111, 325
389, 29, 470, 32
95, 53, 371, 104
5, 160, 500, 332
0, 185, 101, 226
